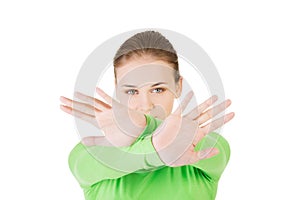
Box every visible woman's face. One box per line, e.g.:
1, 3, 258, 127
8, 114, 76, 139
115, 57, 182, 120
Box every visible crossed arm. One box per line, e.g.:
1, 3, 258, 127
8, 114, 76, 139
68, 114, 163, 188
61, 88, 234, 188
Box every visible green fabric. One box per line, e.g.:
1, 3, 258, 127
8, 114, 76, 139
68, 115, 230, 200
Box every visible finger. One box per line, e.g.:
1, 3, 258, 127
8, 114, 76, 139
189, 148, 219, 164
173, 91, 194, 115
96, 87, 114, 105
61, 96, 101, 116
191, 126, 207, 147
81, 136, 112, 146
184, 95, 218, 120
192, 112, 235, 145
188, 148, 219, 164
60, 104, 72, 114
201, 112, 235, 134
196, 99, 232, 125
60, 96, 73, 106
198, 148, 219, 160
74, 91, 111, 111
60, 104, 99, 127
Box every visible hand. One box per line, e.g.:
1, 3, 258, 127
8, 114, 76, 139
60, 87, 147, 147
152, 91, 235, 167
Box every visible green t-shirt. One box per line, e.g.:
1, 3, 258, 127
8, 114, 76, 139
68, 115, 230, 200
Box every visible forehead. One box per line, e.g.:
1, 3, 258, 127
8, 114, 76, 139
116, 62, 176, 88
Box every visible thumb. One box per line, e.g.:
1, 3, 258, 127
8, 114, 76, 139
188, 148, 219, 164
198, 148, 219, 160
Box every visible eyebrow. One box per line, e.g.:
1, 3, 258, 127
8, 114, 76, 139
122, 82, 167, 88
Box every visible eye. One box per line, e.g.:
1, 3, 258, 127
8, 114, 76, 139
151, 88, 166, 94
126, 89, 138, 95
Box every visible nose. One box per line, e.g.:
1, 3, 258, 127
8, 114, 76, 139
136, 93, 154, 114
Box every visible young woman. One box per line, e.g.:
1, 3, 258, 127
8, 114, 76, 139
60, 30, 235, 200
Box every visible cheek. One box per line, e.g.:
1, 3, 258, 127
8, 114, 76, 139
116, 91, 129, 106
118, 95, 139, 109
116, 89, 133, 105
153, 94, 174, 112
127, 98, 138, 109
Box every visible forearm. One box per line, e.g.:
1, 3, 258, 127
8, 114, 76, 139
68, 114, 164, 188
68, 143, 129, 188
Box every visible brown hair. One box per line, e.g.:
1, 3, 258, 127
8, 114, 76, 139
113, 30, 180, 83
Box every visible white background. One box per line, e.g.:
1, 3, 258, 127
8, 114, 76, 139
1, 1, 299, 199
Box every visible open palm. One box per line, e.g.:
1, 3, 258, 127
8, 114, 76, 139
152, 91, 234, 167
60, 87, 147, 147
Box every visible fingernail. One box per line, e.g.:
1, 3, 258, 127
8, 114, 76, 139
60, 105, 70, 113
96, 88, 103, 94
227, 99, 231, 105
228, 112, 235, 119
188, 90, 194, 97
60, 96, 68, 103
